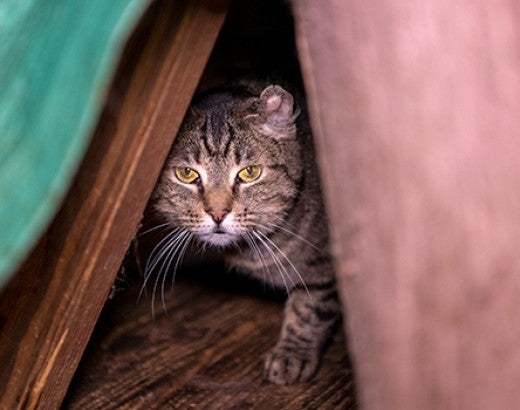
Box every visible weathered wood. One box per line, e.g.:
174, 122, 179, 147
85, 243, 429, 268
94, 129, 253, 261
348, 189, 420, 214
63, 272, 356, 409
293, 1, 520, 408
0, 1, 229, 408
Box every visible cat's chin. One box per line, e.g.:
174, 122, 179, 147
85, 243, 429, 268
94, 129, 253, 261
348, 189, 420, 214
198, 232, 238, 248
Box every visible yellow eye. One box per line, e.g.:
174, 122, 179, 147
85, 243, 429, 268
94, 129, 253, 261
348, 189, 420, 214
175, 167, 199, 184
237, 165, 262, 183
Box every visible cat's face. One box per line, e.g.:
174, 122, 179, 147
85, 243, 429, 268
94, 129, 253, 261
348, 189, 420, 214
154, 85, 303, 247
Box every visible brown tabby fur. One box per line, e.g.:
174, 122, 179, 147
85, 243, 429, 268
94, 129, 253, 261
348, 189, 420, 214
151, 79, 340, 385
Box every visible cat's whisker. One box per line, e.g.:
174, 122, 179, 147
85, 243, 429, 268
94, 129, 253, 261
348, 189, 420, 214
256, 231, 314, 306
151, 230, 191, 317
170, 232, 193, 292
145, 230, 183, 285
150, 230, 189, 317
138, 229, 181, 301
144, 211, 169, 223
232, 240, 243, 252
292, 187, 316, 203
257, 220, 329, 257
136, 222, 171, 238
143, 228, 181, 275
244, 232, 274, 289
267, 212, 307, 232
158, 231, 189, 312
252, 230, 293, 295
162, 231, 192, 312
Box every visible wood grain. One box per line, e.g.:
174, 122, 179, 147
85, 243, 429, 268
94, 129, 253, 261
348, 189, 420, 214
63, 270, 356, 409
293, 1, 520, 408
0, 1, 229, 408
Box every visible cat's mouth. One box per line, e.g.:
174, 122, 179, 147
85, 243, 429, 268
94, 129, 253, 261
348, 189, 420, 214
199, 229, 239, 247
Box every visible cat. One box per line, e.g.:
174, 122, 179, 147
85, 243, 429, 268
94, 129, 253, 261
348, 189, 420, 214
150, 79, 341, 385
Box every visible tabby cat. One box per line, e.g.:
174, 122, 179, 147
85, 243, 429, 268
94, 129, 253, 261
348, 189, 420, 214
151, 80, 340, 385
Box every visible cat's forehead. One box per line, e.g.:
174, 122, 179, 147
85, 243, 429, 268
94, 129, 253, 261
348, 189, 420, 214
177, 108, 263, 161
173, 126, 259, 166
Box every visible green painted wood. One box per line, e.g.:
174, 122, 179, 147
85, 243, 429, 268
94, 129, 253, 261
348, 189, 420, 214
0, 0, 150, 289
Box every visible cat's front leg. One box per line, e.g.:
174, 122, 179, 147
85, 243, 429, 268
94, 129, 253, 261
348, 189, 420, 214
264, 281, 340, 385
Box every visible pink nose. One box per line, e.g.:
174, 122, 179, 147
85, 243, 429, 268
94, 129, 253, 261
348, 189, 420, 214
207, 210, 229, 224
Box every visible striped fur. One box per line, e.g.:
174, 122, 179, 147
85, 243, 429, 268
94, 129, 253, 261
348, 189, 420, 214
152, 80, 340, 385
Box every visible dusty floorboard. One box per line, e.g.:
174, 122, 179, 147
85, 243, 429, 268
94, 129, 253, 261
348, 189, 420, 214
63, 264, 356, 409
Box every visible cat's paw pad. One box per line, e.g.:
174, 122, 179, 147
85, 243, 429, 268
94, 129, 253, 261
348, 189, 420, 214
264, 349, 319, 385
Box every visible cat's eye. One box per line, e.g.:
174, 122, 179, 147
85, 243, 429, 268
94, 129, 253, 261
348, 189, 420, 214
237, 165, 262, 183
175, 167, 199, 184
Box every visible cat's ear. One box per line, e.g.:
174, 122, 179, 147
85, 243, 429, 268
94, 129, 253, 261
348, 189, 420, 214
259, 85, 299, 137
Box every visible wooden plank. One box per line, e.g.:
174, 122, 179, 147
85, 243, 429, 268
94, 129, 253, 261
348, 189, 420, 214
293, 1, 520, 409
0, 0, 229, 408
63, 273, 356, 409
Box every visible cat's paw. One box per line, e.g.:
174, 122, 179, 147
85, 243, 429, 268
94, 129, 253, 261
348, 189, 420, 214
264, 348, 319, 385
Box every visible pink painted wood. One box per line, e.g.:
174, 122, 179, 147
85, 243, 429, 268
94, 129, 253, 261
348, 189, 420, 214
294, 1, 520, 408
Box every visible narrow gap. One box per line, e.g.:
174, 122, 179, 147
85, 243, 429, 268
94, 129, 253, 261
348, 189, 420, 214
64, 0, 356, 408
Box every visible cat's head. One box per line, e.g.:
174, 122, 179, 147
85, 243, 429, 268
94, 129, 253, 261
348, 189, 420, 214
154, 84, 303, 247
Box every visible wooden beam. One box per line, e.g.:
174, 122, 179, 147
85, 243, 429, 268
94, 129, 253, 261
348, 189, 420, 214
0, 0, 229, 408
293, 1, 520, 408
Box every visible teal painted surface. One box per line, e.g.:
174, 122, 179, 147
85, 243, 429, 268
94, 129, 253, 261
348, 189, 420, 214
0, 0, 150, 289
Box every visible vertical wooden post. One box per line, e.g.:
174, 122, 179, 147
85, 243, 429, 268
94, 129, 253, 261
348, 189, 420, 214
0, 1, 228, 408
294, 1, 520, 408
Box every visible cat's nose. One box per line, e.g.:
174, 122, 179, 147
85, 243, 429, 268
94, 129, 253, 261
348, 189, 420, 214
207, 210, 229, 224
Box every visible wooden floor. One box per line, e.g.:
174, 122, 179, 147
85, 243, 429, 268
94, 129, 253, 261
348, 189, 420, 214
63, 263, 357, 409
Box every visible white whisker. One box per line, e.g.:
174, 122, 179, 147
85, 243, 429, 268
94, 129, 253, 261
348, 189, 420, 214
244, 232, 274, 289
136, 222, 171, 238
170, 232, 193, 292
138, 229, 181, 301
257, 231, 314, 305
252, 230, 293, 295
259, 220, 328, 256
150, 230, 189, 317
